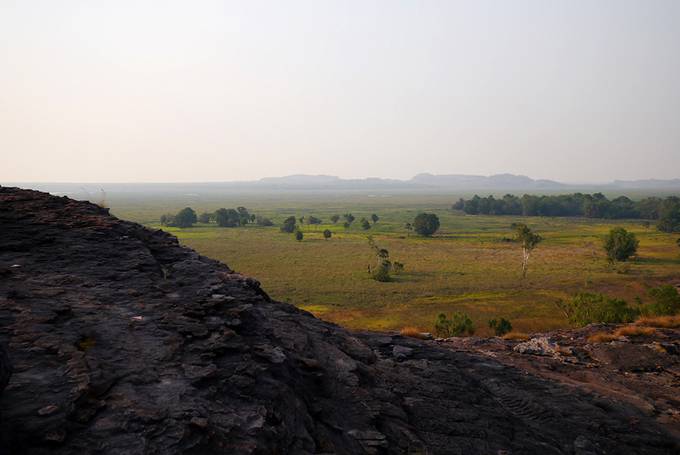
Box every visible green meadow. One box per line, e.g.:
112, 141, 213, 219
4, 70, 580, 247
112, 194, 680, 336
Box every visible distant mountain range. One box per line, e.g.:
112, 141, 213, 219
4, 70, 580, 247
5, 174, 680, 196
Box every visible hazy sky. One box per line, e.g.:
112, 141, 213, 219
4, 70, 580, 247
1, 1, 679, 183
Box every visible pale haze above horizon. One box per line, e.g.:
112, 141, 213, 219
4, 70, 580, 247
1, 1, 679, 184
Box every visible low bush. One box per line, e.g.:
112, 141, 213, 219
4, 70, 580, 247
642, 285, 680, 316
434, 312, 475, 338
557, 293, 639, 326
488, 318, 513, 336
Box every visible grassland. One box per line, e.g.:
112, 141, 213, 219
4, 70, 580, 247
111, 193, 680, 336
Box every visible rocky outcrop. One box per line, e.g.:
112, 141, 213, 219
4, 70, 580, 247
0, 187, 677, 454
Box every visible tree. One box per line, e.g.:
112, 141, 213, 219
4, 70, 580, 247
330, 215, 340, 224
367, 236, 392, 282
413, 213, 440, 236
603, 227, 638, 263
513, 223, 542, 278
237, 207, 251, 226
404, 222, 413, 236
488, 318, 513, 337
434, 313, 475, 338
215, 208, 240, 227
280, 216, 297, 233
343, 221, 351, 229
198, 212, 212, 224
295, 229, 304, 242
360, 218, 371, 230
299, 216, 305, 225
657, 197, 680, 233
174, 207, 197, 228
343, 213, 355, 224
371, 214, 379, 223
323, 229, 332, 240
307, 216, 322, 225
644, 285, 680, 316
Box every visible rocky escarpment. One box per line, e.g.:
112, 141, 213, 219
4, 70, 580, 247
0, 187, 677, 454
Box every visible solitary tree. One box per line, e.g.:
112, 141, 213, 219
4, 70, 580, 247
513, 223, 542, 278
360, 218, 371, 230
295, 229, 304, 242
371, 214, 379, 223
603, 227, 638, 263
413, 213, 440, 236
323, 229, 332, 240
404, 222, 413, 236
330, 214, 340, 224
175, 208, 197, 228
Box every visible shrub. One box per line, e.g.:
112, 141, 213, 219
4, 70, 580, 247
392, 261, 404, 274
343, 221, 351, 229
642, 285, 680, 316
330, 215, 340, 224
603, 227, 638, 262
413, 213, 440, 236
256, 216, 274, 226
323, 229, 332, 240
400, 327, 427, 339
371, 214, 379, 223
372, 262, 391, 282
559, 293, 639, 326
360, 218, 371, 230
294, 230, 304, 242
307, 216, 322, 225
488, 318, 513, 336
434, 312, 475, 337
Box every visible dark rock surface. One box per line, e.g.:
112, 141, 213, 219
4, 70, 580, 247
0, 187, 677, 454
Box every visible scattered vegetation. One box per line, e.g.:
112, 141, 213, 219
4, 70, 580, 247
280, 216, 297, 233
488, 318, 513, 336
295, 229, 304, 242
434, 312, 475, 337
323, 229, 332, 240
360, 218, 371, 230
603, 228, 638, 263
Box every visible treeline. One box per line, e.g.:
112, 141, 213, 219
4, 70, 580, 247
452, 193, 680, 232
160, 207, 273, 228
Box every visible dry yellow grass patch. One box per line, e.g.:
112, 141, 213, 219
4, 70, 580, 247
399, 326, 429, 339
587, 332, 619, 343
614, 325, 656, 337
502, 332, 530, 341
635, 315, 680, 328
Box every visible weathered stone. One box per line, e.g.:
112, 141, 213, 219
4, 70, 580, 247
0, 187, 677, 454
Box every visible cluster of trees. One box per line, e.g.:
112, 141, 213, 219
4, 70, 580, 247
433, 313, 515, 338
556, 286, 680, 326
160, 206, 272, 228
453, 193, 680, 232
326, 213, 379, 230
